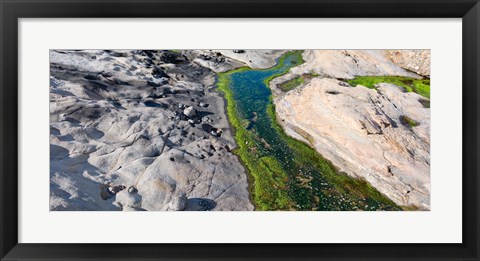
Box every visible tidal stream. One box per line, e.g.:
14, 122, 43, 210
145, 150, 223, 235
219, 51, 400, 211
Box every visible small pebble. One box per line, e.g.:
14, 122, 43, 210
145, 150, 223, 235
128, 186, 137, 194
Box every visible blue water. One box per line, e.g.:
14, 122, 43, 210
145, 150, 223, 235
225, 52, 400, 211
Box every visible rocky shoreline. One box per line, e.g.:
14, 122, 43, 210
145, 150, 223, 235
50, 49, 430, 211
268, 50, 431, 210
49, 50, 284, 211
216, 52, 401, 210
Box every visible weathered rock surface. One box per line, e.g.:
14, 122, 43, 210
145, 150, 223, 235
183, 50, 286, 72
270, 50, 430, 209
288, 50, 420, 80
385, 50, 431, 77
50, 50, 253, 211
213, 50, 287, 69
168, 191, 187, 211
50, 49, 431, 211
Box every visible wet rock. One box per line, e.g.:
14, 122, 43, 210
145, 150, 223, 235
250, 112, 258, 123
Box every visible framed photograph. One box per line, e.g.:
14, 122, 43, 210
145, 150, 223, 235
1, 0, 479, 260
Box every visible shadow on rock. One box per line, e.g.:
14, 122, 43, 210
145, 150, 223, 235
185, 198, 216, 211
50, 144, 121, 211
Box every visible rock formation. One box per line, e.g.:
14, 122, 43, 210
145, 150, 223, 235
288, 50, 420, 80
49, 50, 254, 211
50, 49, 431, 211
183, 50, 286, 72
269, 50, 431, 210
385, 50, 431, 77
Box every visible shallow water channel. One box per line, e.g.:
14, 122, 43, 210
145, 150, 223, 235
220, 51, 400, 211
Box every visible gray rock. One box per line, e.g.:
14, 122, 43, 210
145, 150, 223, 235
114, 190, 143, 211
168, 193, 187, 211
128, 186, 138, 194
49, 49, 253, 211
183, 106, 196, 117
108, 185, 126, 194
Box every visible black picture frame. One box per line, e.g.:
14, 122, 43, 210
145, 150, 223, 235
1, 0, 479, 260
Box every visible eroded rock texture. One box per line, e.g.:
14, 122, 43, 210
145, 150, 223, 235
270, 50, 430, 210
386, 50, 431, 77
183, 50, 286, 72
50, 50, 253, 211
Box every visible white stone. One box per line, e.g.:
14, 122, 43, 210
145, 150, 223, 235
183, 106, 196, 117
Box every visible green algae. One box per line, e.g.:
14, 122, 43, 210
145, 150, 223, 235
346, 76, 430, 99
217, 51, 400, 211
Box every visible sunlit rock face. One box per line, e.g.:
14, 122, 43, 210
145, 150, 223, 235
288, 50, 421, 80
49, 50, 253, 211
183, 49, 286, 72
50, 49, 431, 211
385, 50, 431, 77
270, 50, 430, 210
